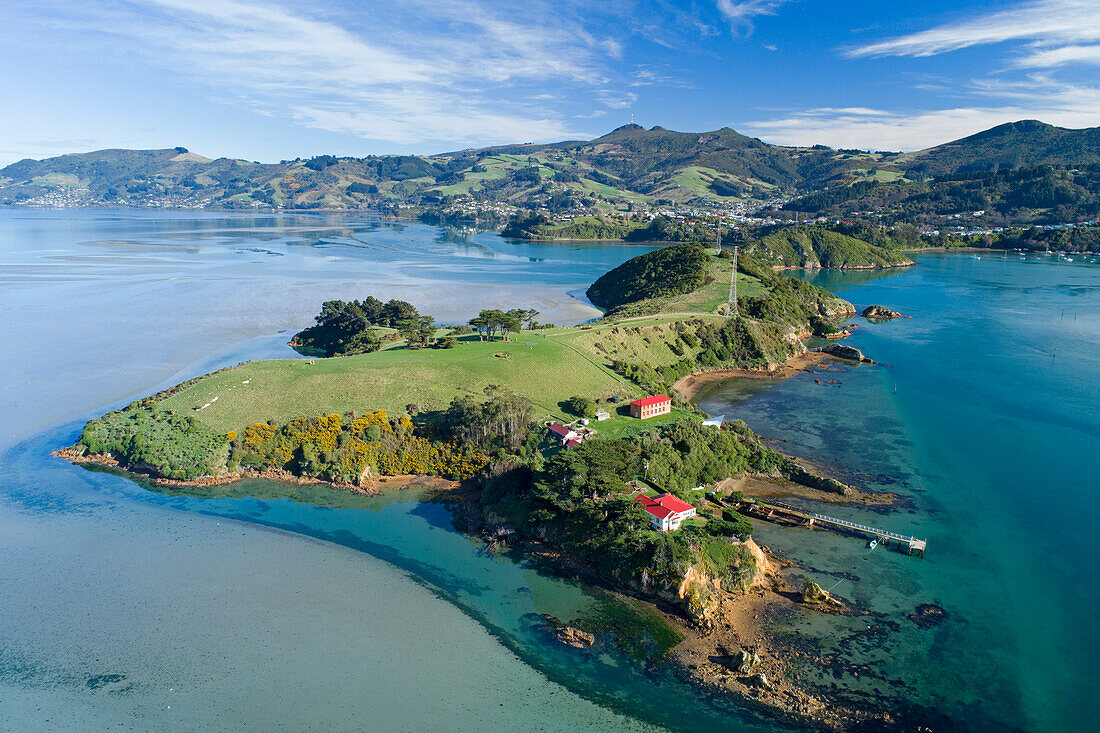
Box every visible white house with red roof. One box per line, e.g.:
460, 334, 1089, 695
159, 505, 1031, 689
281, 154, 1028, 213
548, 422, 580, 446
634, 493, 697, 532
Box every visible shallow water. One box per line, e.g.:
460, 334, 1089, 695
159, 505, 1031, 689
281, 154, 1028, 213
2, 210, 777, 732
3, 210, 1095, 731
699, 252, 1099, 731
0, 209, 657, 446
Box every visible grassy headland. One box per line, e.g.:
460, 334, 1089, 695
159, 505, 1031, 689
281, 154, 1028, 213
60, 241, 910, 727
72, 244, 856, 481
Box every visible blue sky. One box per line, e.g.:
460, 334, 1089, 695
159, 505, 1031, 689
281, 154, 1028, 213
1, 0, 1098, 164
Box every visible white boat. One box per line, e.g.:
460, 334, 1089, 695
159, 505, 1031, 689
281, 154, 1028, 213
868, 539, 878, 549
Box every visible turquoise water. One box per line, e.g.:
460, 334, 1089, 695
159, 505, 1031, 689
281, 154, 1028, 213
2, 210, 1096, 730
699, 252, 1099, 731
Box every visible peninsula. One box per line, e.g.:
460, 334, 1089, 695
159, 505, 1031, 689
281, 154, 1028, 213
59, 242, 914, 728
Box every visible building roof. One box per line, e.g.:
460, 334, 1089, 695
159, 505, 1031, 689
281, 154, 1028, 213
634, 493, 695, 520
565, 438, 582, 449
653, 493, 695, 513
635, 495, 674, 519
630, 394, 671, 408
548, 423, 574, 437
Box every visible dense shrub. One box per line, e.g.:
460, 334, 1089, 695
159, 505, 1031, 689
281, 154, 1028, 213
292, 297, 422, 356
78, 406, 228, 479
586, 243, 709, 309
237, 410, 488, 482
566, 395, 598, 419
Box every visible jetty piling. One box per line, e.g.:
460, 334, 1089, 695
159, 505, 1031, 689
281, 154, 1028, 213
742, 499, 927, 557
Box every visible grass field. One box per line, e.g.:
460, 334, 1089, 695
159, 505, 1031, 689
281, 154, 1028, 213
591, 409, 690, 440
669, 255, 768, 315
159, 333, 645, 434
156, 252, 776, 436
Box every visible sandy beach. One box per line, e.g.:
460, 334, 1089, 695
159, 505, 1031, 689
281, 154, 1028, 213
673, 351, 833, 401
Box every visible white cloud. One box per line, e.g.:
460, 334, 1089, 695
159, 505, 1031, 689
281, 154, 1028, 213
742, 79, 1100, 150
30, 0, 632, 148
824, 1, 1100, 150
848, 0, 1100, 62
1015, 44, 1100, 68
715, 0, 790, 35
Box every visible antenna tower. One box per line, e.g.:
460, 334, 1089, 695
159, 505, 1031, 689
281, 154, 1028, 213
726, 245, 739, 318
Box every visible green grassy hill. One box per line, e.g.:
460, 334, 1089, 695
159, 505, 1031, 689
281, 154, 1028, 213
744, 226, 914, 269
778, 164, 1100, 228
157, 333, 638, 434
149, 250, 848, 441
70, 243, 858, 487
7, 120, 1099, 211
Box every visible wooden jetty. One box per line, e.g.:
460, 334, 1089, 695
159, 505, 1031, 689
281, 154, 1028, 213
742, 499, 927, 557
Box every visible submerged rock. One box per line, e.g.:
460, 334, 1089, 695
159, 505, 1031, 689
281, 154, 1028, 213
861, 305, 903, 320
555, 626, 596, 648
910, 603, 948, 629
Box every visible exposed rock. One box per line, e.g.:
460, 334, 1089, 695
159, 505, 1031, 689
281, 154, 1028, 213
783, 463, 852, 496
861, 305, 903, 320
801, 580, 842, 607
824, 330, 851, 339
822, 344, 876, 363
682, 576, 719, 630
742, 538, 772, 580
543, 615, 596, 648
910, 603, 948, 629
736, 649, 761, 674
555, 626, 596, 648
748, 672, 772, 689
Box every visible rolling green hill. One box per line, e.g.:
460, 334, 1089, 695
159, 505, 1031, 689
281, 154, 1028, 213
744, 226, 914, 269
6, 120, 1099, 213
777, 165, 1100, 227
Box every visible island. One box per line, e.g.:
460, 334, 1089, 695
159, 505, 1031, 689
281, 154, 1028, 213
57, 243, 916, 729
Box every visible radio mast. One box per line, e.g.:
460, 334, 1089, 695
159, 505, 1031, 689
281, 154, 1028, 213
726, 245, 738, 318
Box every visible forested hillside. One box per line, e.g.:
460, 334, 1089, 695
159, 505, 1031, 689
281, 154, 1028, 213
777, 165, 1100, 226
586, 243, 710, 309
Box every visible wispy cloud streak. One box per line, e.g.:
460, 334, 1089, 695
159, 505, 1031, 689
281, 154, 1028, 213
742, 77, 1100, 151
715, 0, 791, 35
34, 0, 636, 147
848, 0, 1100, 63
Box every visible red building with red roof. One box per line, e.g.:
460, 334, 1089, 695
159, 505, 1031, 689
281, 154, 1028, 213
634, 493, 697, 531
629, 394, 671, 419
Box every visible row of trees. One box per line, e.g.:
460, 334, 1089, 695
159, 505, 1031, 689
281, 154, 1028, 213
468, 308, 539, 341
292, 297, 426, 356
294, 299, 549, 356
439, 386, 536, 452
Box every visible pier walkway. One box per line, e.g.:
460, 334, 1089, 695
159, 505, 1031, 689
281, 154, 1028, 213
742, 499, 927, 556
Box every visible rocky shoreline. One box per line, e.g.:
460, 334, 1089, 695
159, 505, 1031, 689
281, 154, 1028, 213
52, 447, 458, 497
57, 440, 909, 730
672, 351, 835, 401
445, 467, 911, 730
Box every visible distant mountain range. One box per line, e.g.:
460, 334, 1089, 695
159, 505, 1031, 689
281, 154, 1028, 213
2, 120, 1098, 214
